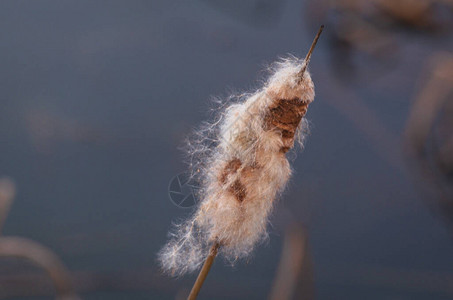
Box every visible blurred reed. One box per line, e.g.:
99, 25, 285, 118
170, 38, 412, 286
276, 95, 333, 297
0, 176, 80, 300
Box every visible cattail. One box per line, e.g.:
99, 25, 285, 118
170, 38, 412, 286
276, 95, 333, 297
159, 26, 324, 281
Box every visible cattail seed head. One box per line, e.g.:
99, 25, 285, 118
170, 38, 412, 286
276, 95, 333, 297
159, 56, 315, 276
159, 26, 322, 276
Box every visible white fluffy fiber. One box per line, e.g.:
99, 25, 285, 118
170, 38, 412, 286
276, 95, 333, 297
159, 56, 315, 276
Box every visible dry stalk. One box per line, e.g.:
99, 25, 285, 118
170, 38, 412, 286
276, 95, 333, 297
269, 224, 306, 300
404, 52, 453, 232
187, 242, 220, 300
0, 178, 15, 234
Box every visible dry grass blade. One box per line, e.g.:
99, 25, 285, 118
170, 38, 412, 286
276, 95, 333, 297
0, 236, 80, 300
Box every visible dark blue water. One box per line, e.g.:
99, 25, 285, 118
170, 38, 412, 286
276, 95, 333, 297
0, 1, 452, 299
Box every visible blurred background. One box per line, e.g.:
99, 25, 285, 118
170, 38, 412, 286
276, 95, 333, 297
0, 0, 452, 299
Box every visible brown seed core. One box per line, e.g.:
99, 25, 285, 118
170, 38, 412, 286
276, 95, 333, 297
219, 158, 242, 184
219, 158, 247, 203
230, 179, 246, 202
264, 98, 309, 152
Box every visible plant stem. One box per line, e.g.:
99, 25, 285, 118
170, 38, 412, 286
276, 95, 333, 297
187, 242, 220, 300
297, 25, 324, 81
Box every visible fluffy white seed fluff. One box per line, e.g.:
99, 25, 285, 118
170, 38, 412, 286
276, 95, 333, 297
159, 56, 315, 276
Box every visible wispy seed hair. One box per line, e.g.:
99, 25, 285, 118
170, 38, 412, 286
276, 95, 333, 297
159, 56, 315, 276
